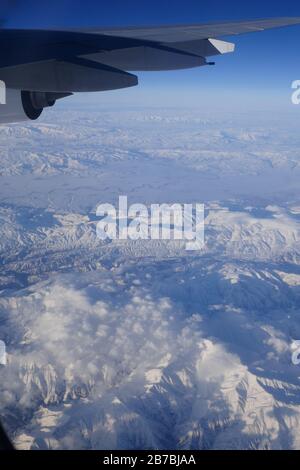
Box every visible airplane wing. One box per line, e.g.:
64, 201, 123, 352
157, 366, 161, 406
0, 17, 300, 93
86, 17, 300, 42
0, 17, 300, 123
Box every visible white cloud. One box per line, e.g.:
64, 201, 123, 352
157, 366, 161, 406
1, 265, 300, 450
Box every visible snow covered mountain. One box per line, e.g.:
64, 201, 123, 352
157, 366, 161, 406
0, 107, 300, 449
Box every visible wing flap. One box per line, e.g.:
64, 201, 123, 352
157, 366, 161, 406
86, 45, 207, 71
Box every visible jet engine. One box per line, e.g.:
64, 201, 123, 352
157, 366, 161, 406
0, 89, 71, 124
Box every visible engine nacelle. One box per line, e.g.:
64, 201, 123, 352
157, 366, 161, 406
0, 89, 70, 124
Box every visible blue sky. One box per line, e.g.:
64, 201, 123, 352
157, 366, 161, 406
2, 0, 300, 108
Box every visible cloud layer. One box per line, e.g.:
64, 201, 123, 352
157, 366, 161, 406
1, 263, 300, 450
